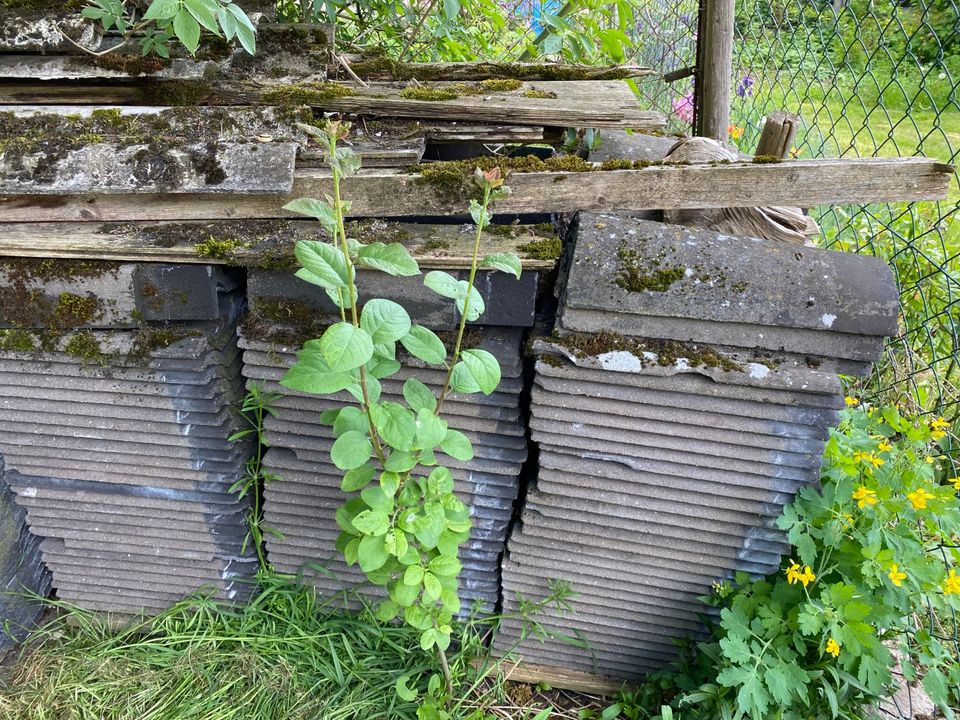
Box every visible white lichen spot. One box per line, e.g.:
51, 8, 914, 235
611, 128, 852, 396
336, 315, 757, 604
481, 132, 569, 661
821, 313, 837, 328
684, 267, 694, 277
642, 351, 658, 362
674, 357, 690, 371
597, 350, 643, 372
747, 362, 771, 379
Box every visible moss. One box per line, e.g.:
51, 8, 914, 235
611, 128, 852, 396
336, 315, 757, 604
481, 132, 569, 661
600, 159, 634, 170
418, 238, 451, 252
399, 86, 460, 101
129, 326, 186, 360
615, 242, 684, 293
520, 89, 558, 99
518, 236, 562, 260
539, 354, 564, 368
478, 78, 523, 92
411, 154, 594, 204
551, 330, 742, 372
195, 236, 252, 261
752, 154, 783, 164
731, 281, 748, 293
262, 82, 357, 105
139, 81, 211, 106
347, 58, 634, 82
73, 53, 170, 76
54, 292, 100, 327
64, 331, 106, 365
0, 328, 37, 352
188, 142, 227, 185
241, 298, 330, 346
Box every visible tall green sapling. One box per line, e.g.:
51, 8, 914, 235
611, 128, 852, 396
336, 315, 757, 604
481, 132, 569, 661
278, 119, 520, 695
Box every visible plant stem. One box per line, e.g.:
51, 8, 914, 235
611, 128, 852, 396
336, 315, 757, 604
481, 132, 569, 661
436, 185, 491, 415
328, 134, 386, 464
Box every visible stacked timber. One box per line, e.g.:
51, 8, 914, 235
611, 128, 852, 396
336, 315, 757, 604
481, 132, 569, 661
493, 214, 901, 682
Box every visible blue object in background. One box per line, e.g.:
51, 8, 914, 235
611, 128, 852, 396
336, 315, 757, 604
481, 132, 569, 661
531, 0, 561, 34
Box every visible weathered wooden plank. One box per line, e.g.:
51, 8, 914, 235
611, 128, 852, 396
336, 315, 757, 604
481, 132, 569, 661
340, 58, 655, 82
0, 220, 560, 270
496, 660, 624, 695
256, 80, 664, 130
696, 0, 735, 140
0, 55, 217, 81
0, 157, 949, 222
0, 82, 144, 104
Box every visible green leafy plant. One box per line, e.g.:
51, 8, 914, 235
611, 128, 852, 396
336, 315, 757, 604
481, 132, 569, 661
278, 119, 519, 699
80, 0, 256, 57
681, 401, 960, 720
229, 382, 281, 572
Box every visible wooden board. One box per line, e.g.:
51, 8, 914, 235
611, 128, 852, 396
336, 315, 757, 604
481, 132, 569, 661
494, 659, 626, 695
0, 55, 216, 81
340, 59, 655, 82
1, 157, 949, 222
275, 80, 664, 130
0, 220, 560, 270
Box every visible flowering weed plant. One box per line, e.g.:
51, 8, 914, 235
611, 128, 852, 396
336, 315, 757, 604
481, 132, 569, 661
681, 403, 960, 720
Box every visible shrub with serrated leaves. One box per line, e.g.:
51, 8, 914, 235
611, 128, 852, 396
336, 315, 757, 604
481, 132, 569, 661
679, 403, 960, 720
81, 0, 255, 57
278, 120, 519, 701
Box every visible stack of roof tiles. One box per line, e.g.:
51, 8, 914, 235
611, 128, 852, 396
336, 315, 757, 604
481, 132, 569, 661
0, 261, 256, 615
494, 213, 900, 679
238, 266, 533, 613
0, 456, 50, 652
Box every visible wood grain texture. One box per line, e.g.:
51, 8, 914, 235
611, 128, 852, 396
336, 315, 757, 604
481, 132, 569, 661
496, 660, 625, 695
697, 0, 736, 140
0, 220, 560, 269
342, 60, 654, 81
1, 157, 949, 222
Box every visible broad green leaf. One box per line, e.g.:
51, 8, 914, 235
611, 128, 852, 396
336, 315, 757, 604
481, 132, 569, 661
346, 373, 381, 404
293, 239, 348, 289
225, 3, 256, 55
440, 429, 473, 461
280, 352, 353, 395
357, 242, 421, 276
400, 325, 447, 365
450, 349, 501, 395
331, 430, 372, 470
440, 587, 461, 614
414, 409, 447, 451
340, 463, 375, 492
172, 8, 201, 53
333, 406, 367, 437
395, 675, 418, 702
427, 466, 454, 495
437, 529, 467, 557
360, 299, 412, 344
284, 198, 338, 231
393, 580, 419, 607
429, 555, 461, 577
404, 605, 433, 631
183, 0, 218, 32
422, 572, 442, 604
423, 270, 461, 299
385, 527, 408, 558
366, 354, 401, 379
361, 485, 393, 514
332, 146, 362, 177
403, 377, 437, 413
380, 471, 400, 497
352, 509, 390, 536
455, 282, 485, 321
375, 600, 401, 623
403, 564, 425, 586
357, 533, 389, 572
384, 450, 418, 472
143, 0, 179, 20
320, 323, 374, 372
370, 401, 417, 451
344, 537, 360, 565
481, 252, 522, 279
442, 0, 460, 21
414, 505, 445, 548
419, 628, 438, 651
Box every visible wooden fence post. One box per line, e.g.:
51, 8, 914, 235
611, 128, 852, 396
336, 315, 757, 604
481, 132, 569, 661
696, 0, 736, 141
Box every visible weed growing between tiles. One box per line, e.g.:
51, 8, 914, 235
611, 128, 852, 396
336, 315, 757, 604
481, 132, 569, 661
276, 119, 522, 712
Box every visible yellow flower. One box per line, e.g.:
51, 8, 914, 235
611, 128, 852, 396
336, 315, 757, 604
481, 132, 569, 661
852, 485, 878, 509
853, 451, 884, 468
877, 439, 892, 452
907, 488, 935, 510
825, 638, 841, 657
789, 147, 800, 159
930, 417, 949, 441
842, 513, 854, 527
924, 456, 935, 464
944, 569, 960, 596
786, 562, 816, 587
888, 564, 907, 587
949, 477, 960, 491
844, 396, 859, 407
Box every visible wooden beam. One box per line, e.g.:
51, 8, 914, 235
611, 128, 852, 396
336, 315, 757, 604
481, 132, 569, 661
496, 660, 625, 695
755, 111, 801, 159
696, 0, 736, 141
0, 220, 560, 270
0, 157, 950, 222
340, 59, 655, 82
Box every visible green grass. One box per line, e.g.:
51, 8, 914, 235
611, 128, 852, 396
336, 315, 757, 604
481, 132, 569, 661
0, 573, 604, 720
